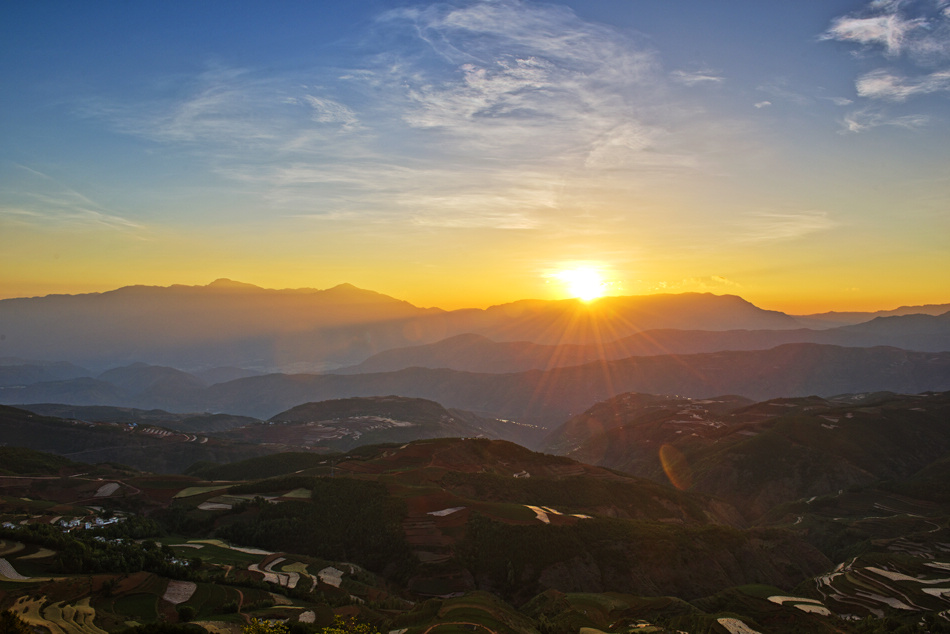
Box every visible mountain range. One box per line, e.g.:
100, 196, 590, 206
1, 280, 949, 449
3, 279, 947, 373
3, 344, 949, 433
3, 279, 950, 632
336, 311, 950, 374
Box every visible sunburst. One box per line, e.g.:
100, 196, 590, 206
554, 267, 606, 302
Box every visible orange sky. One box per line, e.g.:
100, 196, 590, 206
2, 1, 949, 315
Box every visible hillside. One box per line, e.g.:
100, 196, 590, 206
558, 390, 950, 521
540, 393, 754, 455
0, 405, 274, 473
0, 446, 83, 476
192, 438, 829, 602
1, 431, 950, 630
219, 396, 543, 451
20, 403, 259, 433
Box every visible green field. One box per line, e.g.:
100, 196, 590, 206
111, 593, 158, 622
182, 582, 242, 618
173, 485, 231, 499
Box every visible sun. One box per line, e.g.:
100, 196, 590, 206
554, 267, 606, 302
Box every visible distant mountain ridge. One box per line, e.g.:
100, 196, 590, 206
0, 359, 91, 386
0, 280, 825, 371
0, 279, 438, 371
798, 302, 950, 326
5, 344, 948, 438
339, 311, 950, 375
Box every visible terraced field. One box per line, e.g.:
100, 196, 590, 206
6, 415, 950, 632
11, 596, 108, 634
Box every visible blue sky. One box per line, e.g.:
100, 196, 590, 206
2, 0, 949, 311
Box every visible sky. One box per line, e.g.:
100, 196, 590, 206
2, 0, 949, 313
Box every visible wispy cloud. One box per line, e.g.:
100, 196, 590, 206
671, 70, 724, 86
1, 165, 144, 234
736, 211, 837, 243
378, 0, 670, 167
756, 80, 814, 106
823, 0, 950, 130
840, 107, 930, 132
856, 68, 950, 100
302, 96, 360, 131
821, 0, 950, 61
74, 1, 750, 233
821, 13, 926, 56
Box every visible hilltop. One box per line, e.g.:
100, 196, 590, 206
228, 396, 540, 451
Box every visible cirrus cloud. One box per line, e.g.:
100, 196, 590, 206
856, 68, 950, 100
823, 0, 950, 132
736, 211, 837, 243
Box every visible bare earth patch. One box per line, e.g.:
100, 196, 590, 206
189, 539, 273, 555
94, 482, 121, 497
163, 580, 197, 605
428, 507, 465, 517
318, 566, 344, 587
767, 595, 832, 615
0, 557, 29, 580
717, 618, 762, 634
195, 621, 243, 634
197, 502, 233, 511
